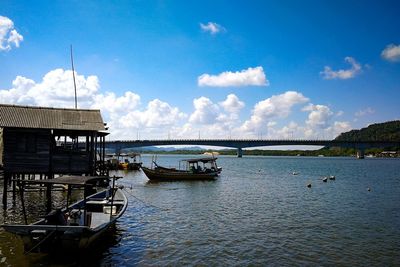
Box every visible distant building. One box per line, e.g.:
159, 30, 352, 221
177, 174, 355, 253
379, 151, 399, 157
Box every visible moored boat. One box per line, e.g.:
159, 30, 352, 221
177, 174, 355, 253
127, 153, 142, 170
142, 157, 221, 181
2, 175, 127, 253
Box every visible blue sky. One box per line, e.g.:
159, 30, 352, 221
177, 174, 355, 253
1, 0, 399, 140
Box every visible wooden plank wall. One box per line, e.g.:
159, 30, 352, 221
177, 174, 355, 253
3, 128, 50, 173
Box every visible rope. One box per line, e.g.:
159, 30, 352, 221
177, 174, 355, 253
122, 188, 170, 211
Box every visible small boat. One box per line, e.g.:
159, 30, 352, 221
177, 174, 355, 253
127, 153, 142, 170
142, 157, 221, 181
322, 177, 328, 182
118, 153, 129, 170
329, 175, 336, 180
2, 176, 127, 253
119, 161, 129, 170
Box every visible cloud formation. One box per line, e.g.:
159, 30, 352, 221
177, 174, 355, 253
119, 99, 186, 129
0, 69, 186, 139
355, 107, 375, 117
303, 104, 333, 129
0, 69, 99, 107
0, 16, 23, 51
320, 57, 361, 80
189, 96, 220, 124
241, 91, 309, 132
200, 22, 225, 35
198, 66, 268, 87
219, 94, 245, 113
381, 44, 400, 62
0, 68, 352, 140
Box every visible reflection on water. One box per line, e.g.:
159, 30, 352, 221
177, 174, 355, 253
1, 155, 400, 265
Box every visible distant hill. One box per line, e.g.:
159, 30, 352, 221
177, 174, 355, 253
335, 120, 400, 141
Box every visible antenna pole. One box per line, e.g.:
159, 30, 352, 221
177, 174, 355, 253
70, 45, 78, 109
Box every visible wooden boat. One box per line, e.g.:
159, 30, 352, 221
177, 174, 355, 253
115, 153, 142, 170
127, 153, 142, 170
2, 175, 127, 253
142, 157, 221, 181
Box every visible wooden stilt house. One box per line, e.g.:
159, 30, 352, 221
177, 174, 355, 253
0, 104, 109, 206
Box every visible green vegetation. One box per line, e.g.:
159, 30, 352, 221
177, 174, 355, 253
335, 120, 400, 141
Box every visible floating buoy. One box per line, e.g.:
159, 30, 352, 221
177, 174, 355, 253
322, 177, 328, 182
307, 183, 312, 188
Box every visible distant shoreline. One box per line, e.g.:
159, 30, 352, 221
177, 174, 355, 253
135, 148, 399, 158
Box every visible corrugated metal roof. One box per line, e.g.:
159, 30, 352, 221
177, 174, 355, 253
0, 104, 106, 131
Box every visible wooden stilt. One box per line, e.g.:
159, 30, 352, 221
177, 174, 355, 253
3, 172, 9, 208
12, 174, 16, 201
18, 180, 27, 224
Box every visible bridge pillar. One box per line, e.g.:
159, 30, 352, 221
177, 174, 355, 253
237, 148, 243, 158
356, 149, 365, 159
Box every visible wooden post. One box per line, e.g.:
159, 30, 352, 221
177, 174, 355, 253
18, 180, 27, 224
46, 182, 52, 212
89, 133, 95, 175
102, 136, 108, 175
94, 134, 98, 175
12, 174, 16, 201
3, 172, 9, 208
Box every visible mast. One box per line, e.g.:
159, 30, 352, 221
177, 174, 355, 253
70, 45, 78, 109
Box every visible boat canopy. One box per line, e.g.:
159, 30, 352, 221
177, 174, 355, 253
181, 157, 217, 163
17, 175, 111, 186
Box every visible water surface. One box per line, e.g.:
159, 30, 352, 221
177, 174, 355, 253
1, 155, 399, 266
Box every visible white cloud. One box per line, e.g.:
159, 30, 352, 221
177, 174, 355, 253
355, 107, 375, 117
1, 68, 354, 141
0, 68, 187, 140
327, 121, 352, 137
189, 96, 220, 124
119, 99, 186, 129
320, 57, 362, 80
219, 94, 244, 113
31, 69, 99, 108
241, 91, 309, 132
198, 66, 269, 87
302, 104, 333, 129
381, 44, 400, 62
336, 110, 344, 117
0, 16, 23, 51
0, 69, 99, 107
200, 22, 225, 35
92, 91, 140, 114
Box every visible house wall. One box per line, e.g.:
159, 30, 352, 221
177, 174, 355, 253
3, 128, 51, 173
2, 128, 92, 174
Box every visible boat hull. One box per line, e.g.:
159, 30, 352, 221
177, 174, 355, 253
2, 188, 128, 253
142, 167, 218, 181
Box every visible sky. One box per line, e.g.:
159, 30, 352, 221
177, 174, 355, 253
1, 0, 399, 141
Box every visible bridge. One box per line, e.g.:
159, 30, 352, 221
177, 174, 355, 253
104, 139, 399, 158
